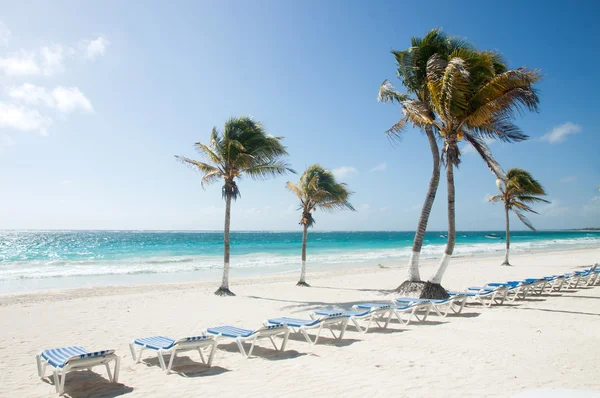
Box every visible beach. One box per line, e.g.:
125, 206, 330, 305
1, 246, 600, 397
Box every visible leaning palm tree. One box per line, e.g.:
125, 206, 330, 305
489, 168, 549, 266
396, 49, 541, 298
378, 28, 470, 295
287, 165, 354, 286
176, 117, 294, 296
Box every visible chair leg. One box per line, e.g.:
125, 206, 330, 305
59, 368, 67, 395
129, 343, 137, 362
36, 354, 43, 378
167, 350, 177, 374
281, 329, 290, 351
235, 338, 248, 358
113, 356, 120, 383
197, 347, 206, 364
52, 370, 60, 394
206, 342, 217, 366
105, 362, 113, 381
157, 351, 167, 371
351, 317, 365, 332
339, 319, 348, 340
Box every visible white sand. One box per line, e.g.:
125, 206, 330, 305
1, 247, 600, 397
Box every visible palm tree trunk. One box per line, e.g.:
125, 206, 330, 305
408, 126, 441, 281
215, 193, 235, 296
503, 205, 511, 266
297, 223, 310, 286
428, 162, 455, 286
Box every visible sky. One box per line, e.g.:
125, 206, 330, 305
0, 0, 599, 231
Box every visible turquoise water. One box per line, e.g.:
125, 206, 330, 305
1, 230, 599, 292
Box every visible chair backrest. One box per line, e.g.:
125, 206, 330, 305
174, 336, 212, 345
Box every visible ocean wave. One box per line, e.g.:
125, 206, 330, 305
0, 236, 599, 281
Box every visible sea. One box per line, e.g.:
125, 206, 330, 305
1, 230, 599, 293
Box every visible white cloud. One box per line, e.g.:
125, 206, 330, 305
560, 176, 577, 183
369, 162, 387, 172
0, 50, 40, 76
0, 102, 52, 135
9, 83, 53, 106
540, 122, 581, 144
332, 166, 356, 179
60, 180, 73, 185
584, 196, 600, 216
0, 22, 11, 46
52, 87, 93, 113
0, 134, 15, 150
83, 36, 110, 59
9, 84, 93, 113
539, 200, 568, 217
40, 45, 64, 75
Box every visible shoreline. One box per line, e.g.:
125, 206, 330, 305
2, 245, 597, 305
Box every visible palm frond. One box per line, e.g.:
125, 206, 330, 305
513, 208, 536, 231
378, 80, 408, 103
245, 160, 295, 180
462, 132, 506, 181
488, 194, 503, 202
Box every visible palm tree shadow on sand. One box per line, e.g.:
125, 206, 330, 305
42, 371, 133, 398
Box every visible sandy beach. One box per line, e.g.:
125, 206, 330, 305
2, 247, 600, 397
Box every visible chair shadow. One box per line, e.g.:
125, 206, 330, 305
285, 333, 362, 347
449, 312, 481, 318
214, 341, 307, 361
43, 371, 133, 398
140, 355, 229, 378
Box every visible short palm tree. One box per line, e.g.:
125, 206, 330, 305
286, 164, 354, 286
490, 168, 549, 266
397, 49, 541, 298
378, 28, 469, 295
176, 117, 294, 296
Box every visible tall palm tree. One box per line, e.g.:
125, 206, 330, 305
286, 164, 354, 286
396, 48, 541, 298
378, 28, 469, 294
490, 168, 549, 266
176, 117, 294, 296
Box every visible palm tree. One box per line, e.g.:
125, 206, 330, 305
378, 28, 470, 295
176, 117, 294, 296
286, 165, 354, 286
489, 168, 549, 266
395, 48, 541, 298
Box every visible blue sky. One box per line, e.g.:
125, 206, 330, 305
0, 0, 598, 231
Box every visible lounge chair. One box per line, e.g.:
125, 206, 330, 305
267, 312, 348, 344
484, 281, 532, 302
352, 302, 432, 326
312, 306, 393, 333
449, 286, 508, 307
36, 346, 120, 395
206, 324, 289, 358
393, 294, 467, 317
130, 335, 217, 373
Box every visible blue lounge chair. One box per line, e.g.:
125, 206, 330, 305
393, 294, 467, 317
130, 335, 217, 373
206, 324, 289, 358
312, 306, 393, 333
267, 312, 348, 344
448, 285, 508, 307
36, 346, 120, 395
